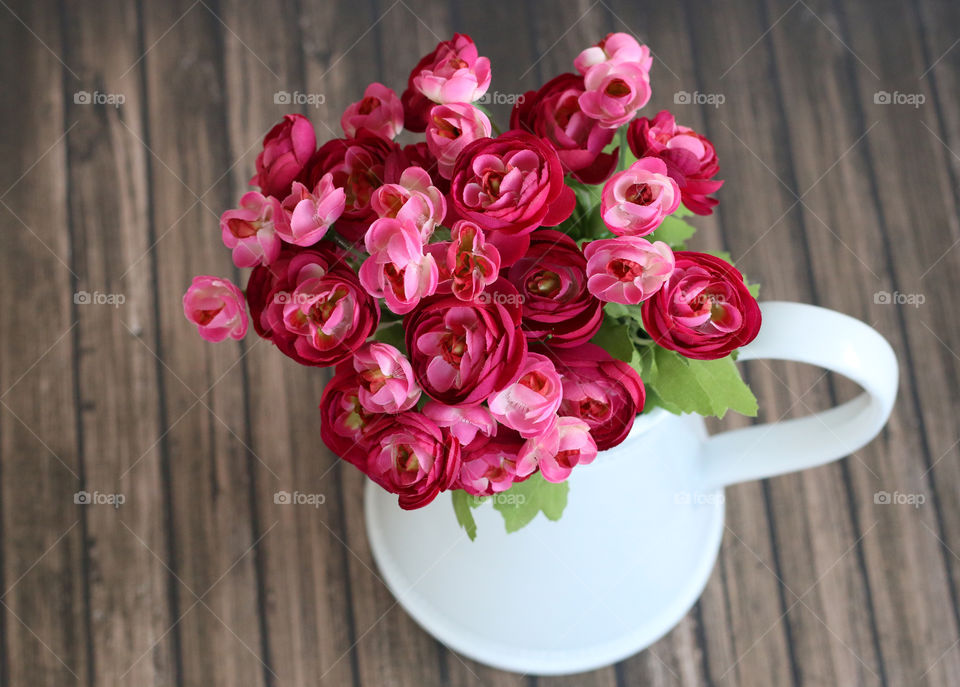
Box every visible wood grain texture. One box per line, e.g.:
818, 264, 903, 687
0, 0, 958, 685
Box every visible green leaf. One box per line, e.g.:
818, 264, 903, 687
589, 316, 635, 362
648, 214, 697, 249
372, 322, 406, 352
672, 203, 694, 219
493, 473, 570, 533
641, 347, 758, 418
451, 490, 478, 541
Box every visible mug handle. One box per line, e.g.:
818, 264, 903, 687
699, 301, 898, 489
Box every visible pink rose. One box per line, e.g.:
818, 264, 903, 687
456, 429, 525, 496
340, 82, 404, 140
182, 276, 248, 342
319, 365, 385, 469
579, 60, 652, 129
446, 220, 500, 302
358, 217, 439, 315
246, 245, 379, 366
408, 33, 492, 105
450, 131, 576, 237
601, 157, 680, 236
584, 236, 675, 304
535, 416, 598, 483
574, 33, 652, 75
364, 411, 462, 510
642, 251, 761, 360
370, 166, 447, 241
423, 401, 496, 446
279, 174, 346, 246
301, 131, 404, 241
352, 342, 421, 414
628, 111, 724, 215
251, 114, 316, 199
549, 343, 645, 451
219, 191, 286, 267
405, 278, 527, 406
510, 73, 617, 185
425, 103, 492, 179
487, 353, 563, 439
506, 230, 603, 348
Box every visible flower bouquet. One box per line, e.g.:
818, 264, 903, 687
183, 32, 761, 539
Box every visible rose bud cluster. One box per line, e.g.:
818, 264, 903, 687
183, 30, 761, 517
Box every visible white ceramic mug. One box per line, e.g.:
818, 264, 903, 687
364, 301, 899, 675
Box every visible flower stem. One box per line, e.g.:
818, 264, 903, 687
617, 126, 629, 171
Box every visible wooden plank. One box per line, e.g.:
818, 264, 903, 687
824, 0, 960, 684
213, 0, 364, 685
0, 0, 90, 684
139, 1, 270, 685
59, 0, 178, 683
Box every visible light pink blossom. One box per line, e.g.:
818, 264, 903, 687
446, 220, 500, 302
352, 342, 421, 414
411, 33, 492, 104
487, 353, 563, 439
359, 217, 439, 314
220, 191, 286, 267
182, 276, 248, 342
579, 60, 651, 129
574, 33, 652, 75
422, 401, 496, 446
601, 157, 680, 236
425, 103, 492, 179
370, 166, 447, 242
341, 82, 404, 140
279, 173, 346, 246
584, 236, 675, 304
537, 417, 598, 483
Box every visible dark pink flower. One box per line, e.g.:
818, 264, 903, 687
246, 245, 379, 366
506, 230, 603, 347
182, 276, 248, 342
456, 428, 525, 496
251, 114, 316, 199
549, 343, 645, 451
510, 73, 617, 184
301, 131, 404, 241
341, 82, 404, 140
628, 110, 724, 215
450, 131, 576, 237
319, 364, 385, 469
404, 278, 527, 406
365, 411, 462, 510
642, 251, 761, 360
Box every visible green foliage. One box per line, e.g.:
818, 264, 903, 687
452, 490, 479, 541
647, 214, 697, 249
493, 473, 570, 533
636, 345, 758, 419
372, 321, 406, 352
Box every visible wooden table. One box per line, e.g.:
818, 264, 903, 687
2, 0, 958, 684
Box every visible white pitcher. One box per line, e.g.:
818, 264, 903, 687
364, 301, 899, 675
